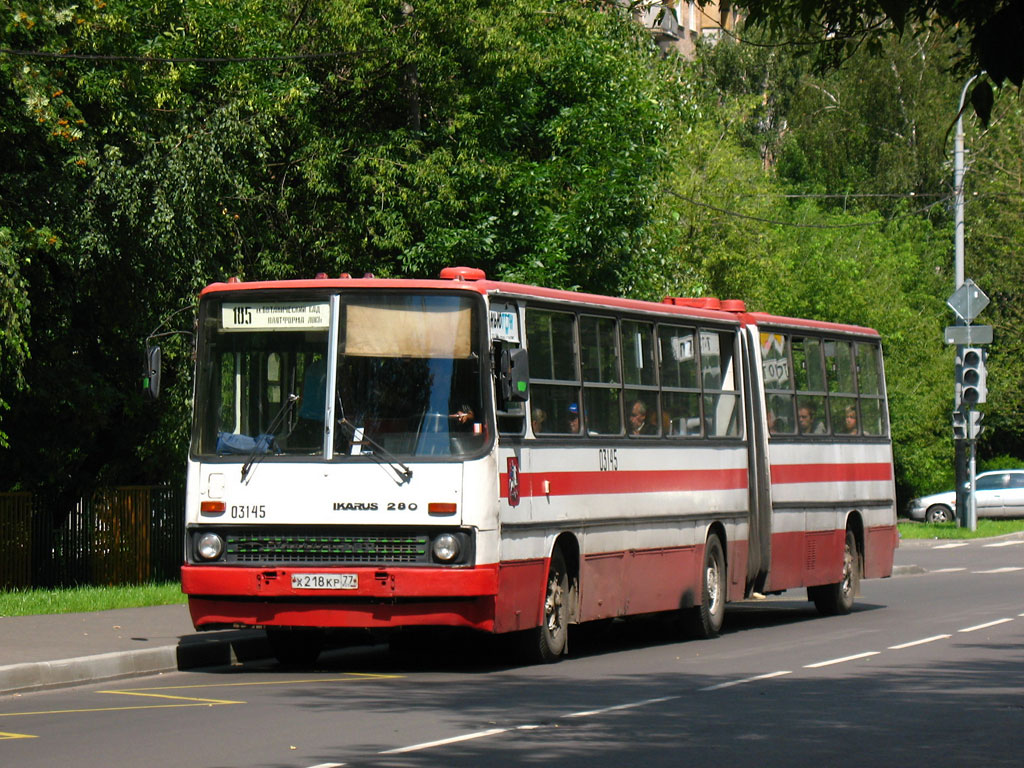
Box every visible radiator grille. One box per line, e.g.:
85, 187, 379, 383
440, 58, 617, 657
223, 532, 430, 565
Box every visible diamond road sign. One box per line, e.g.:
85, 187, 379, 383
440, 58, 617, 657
947, 278, 989, 323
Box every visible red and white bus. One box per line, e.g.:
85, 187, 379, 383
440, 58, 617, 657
179, 266, 898, 664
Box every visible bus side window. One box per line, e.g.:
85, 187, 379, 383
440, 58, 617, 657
856, 342, 887, 436
700, 329, 741, 437
580, 315, 622, 435
526, 308, 581, 435
659, 324, 700, 438
622, 320, 659, 436
793, 337, 828, 435
761, 331, 795, 435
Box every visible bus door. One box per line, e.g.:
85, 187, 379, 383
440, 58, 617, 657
743, 325, 773, 595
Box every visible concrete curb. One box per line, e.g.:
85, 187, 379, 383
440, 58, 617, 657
0, 632, 270, 696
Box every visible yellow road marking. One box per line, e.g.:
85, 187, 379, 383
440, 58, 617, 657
1, 730, 38, 739
122, 673, 402, 692
0, 673, 402, 719
97, 690, 242, 705
0, 702, 237, 717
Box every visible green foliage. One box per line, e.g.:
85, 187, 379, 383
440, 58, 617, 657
662, 35, 957, 501
979, 455, 1024, 472
735, 0, 1023, 123
0, 0, 684, 497
1, 0, 1017, 511
961, 95, 1024, 456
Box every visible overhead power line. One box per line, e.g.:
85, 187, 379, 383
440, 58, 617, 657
668, 190, 952, 229
0, 47, 359, 64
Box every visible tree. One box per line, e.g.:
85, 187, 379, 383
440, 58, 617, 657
733, 0, 1022, 123
0, 0, 685, 498
673, 34, 958, 499
961, 94, 1024, 457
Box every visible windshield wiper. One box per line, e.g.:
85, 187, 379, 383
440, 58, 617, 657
240, 393, 298, 481
338, 418, 413, 485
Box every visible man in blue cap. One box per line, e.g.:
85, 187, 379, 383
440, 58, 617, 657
568, 402, 580, 433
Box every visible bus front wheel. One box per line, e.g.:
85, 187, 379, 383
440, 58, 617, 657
524, 547, 569, 663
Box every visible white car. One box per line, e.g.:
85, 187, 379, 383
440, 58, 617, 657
907, 469, 1024, 522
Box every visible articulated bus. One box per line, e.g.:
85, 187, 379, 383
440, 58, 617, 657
179, 266, 898, 664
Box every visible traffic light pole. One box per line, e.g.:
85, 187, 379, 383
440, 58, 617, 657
968, 438, 978, 531
952, 74, 980, 530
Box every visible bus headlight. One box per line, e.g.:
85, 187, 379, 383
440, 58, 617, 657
432, 533, 460, 563
197, 532, 224, 561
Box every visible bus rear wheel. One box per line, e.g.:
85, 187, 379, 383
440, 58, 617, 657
267, 628, 325, 668
809, 529, 860, 616
687, 534, 726, 639
524, 547, 569, 663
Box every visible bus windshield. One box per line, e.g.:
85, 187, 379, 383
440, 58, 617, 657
192, 292, 486, 460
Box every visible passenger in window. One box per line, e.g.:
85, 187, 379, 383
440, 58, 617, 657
532, 407, 547, 434
629, 399, 654, 436
797, 404, 827, 435
843, 405, 858, 435
567, 402, 581, 433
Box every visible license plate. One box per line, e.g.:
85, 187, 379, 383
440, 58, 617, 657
291, 573, 358, 590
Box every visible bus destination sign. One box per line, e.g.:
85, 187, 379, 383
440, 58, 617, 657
222, 302, 330, 331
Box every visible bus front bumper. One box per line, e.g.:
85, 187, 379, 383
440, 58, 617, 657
181, 563, 501, 632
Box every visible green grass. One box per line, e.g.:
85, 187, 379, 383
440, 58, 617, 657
898, 518, 1024, 540
0, 582, 186, 617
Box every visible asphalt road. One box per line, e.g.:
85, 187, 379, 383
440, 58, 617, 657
3, 537, 1022, 768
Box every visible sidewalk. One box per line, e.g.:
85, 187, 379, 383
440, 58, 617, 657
0, 603, 269, 696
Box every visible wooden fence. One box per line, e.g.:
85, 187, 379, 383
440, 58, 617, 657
0, 486, 184, 590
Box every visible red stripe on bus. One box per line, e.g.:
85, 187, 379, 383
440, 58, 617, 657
500, 468, 748, 499
769, 462, 893, 484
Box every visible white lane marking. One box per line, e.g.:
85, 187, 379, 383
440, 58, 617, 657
972, 567, 1024, 573
931, 567, 967, 573
306, 763, 345, 768
563, 695, 679, 718
888, 634, 952, 650
933, 542, 970, 549
983, 541, 1024, 548
804, 651, 880, 669
380, 695, 680, 755
380, 728, 510, 754
959, 618, 1014, 633
699, 670, 792, 691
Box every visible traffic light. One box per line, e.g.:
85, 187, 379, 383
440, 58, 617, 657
968, 409, 984, 440
952, 409, 967, 440
958, 347, 987, 405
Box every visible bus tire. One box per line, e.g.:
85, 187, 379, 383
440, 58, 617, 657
687, 534, 726, 639
809, 529, 860, 616
267, 628, 325, 668
524, 547, 569, 663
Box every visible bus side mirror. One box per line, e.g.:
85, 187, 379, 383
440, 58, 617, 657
143, 345, 161, 400
500, 347, 529, 403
